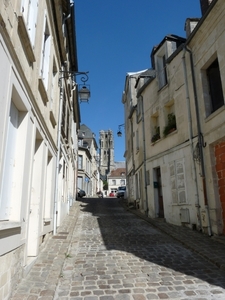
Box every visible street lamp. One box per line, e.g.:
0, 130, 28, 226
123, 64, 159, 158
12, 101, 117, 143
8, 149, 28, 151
59, 70, 91, 103
117, 123, 125, 137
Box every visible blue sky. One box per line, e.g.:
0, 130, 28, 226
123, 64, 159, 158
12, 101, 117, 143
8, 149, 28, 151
75, 1, 201, 161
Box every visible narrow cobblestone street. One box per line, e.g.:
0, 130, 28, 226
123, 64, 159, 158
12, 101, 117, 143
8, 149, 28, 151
11, 198, 225, 300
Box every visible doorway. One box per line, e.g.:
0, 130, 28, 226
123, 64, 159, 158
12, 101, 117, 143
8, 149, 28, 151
154, 167, 164, 218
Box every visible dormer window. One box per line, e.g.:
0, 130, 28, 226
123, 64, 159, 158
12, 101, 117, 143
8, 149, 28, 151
137, 96, 143, 123
156, 48, 168, 90
152, 35, 186, 90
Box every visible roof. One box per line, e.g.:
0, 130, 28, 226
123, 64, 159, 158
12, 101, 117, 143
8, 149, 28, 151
151, 34, 186, 57
108, 168, 126, 178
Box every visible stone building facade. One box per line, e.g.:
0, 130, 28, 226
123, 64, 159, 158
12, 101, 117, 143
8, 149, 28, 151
0, 1, 81, 298
77, 124, 100, 196
122, 0, 225, 235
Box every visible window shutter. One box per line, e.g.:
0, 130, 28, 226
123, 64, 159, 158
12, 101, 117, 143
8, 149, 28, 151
176, 159, 187, 204
21, 0, 29, 23
43, 33, 51, 89
27, 0, 38, 45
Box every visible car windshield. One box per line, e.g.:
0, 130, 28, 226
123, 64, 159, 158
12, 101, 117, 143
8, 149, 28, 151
118, 186, 126, 191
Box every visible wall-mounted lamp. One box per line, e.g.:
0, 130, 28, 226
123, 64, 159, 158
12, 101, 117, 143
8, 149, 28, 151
59, 71, 90, 103
117, 123, 125, 137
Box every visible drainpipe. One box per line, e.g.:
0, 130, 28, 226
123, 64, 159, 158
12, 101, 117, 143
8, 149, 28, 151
129, 117, 135, 207
184, 46, 212, 236
182, 48, 202, 231
53, 67, 64, 235
141, 97, 149, 216
62, 1, 74, 35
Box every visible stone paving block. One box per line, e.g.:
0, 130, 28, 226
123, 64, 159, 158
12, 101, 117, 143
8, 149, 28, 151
9, 199, 225, 300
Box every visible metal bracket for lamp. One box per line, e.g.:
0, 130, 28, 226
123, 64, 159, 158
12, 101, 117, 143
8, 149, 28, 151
117, 123, 125, 137
59, 70, 90, 103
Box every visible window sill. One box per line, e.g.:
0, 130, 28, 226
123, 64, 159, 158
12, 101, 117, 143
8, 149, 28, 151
0, 221, 22, 231
158, 83, 168, 92
38, 78, 49, 104
44, 218, 52, 225
205, 105, 225, 122
151, 138, 161, 145
50, 110, 57, 128
163, 129, 177, 138
171, 203, 190, 206
18, 15, 36, 63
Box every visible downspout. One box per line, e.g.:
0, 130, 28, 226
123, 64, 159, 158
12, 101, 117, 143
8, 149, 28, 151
129, 118, 135, 206
182, 48, 202, 231
53, 68, 64, 235
141, 97, 149, 216
185, 46, 212, 236
62, 1, 74, 35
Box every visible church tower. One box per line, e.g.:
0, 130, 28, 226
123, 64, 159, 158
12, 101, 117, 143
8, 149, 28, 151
99, 130, 115, 178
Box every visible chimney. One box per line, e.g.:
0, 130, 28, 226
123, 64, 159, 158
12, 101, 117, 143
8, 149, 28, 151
200, 0, 214, 15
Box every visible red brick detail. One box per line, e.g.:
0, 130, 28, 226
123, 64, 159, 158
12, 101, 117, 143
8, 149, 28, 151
220, 153, 225, 162
217, 171, 223, 179
214, 142, 225, 234
216, 163, 224, 172
220, 194, 225, 205
218, 178, 225, 187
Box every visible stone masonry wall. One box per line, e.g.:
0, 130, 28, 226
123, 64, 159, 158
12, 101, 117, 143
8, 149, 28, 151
0, 245, 24, 300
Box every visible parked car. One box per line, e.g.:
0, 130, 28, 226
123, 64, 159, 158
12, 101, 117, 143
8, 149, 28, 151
77, 188, 86, 198
116, 186, 126, 198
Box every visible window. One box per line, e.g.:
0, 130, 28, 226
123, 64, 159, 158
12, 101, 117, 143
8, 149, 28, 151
51, 60, 57, 109
157, 54, 167, 89
21, 0, 38, 45
137, 96, 143, 123
163, 101, 176, 137
112, 180, 116, 185
44, 151, 53, 219
0, 98, 28, 221
40, 17, 51, 89
207, 59, 224, 113
120, 179, 125, 186
151, 113, 160, 143
146, 170, 150, 185
169, 159, 187, 204
78, 155, 83, 169
61, 93, 70, 140
136, 130, 139, 151
77, 176, 83, 189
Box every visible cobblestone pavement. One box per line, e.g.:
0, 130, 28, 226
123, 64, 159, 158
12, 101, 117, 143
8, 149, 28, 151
10, 198, 225, 300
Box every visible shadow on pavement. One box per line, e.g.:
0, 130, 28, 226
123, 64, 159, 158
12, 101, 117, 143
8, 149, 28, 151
78, 197, 225, 291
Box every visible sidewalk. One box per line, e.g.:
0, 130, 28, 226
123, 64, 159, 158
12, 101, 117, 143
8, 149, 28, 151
10, 201, 81, 300
121, 199, 225, 271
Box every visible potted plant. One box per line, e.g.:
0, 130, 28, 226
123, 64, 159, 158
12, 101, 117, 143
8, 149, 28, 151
163, 113, 176, 137
151, 126, 160, 143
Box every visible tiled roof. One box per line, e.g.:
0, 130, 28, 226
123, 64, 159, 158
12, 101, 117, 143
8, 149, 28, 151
108, 168, 126, 178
